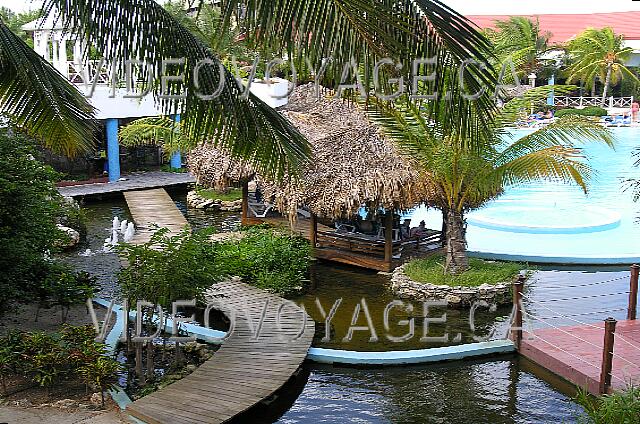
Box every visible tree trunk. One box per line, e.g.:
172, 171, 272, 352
135, 343, 145, 385
444, 209, 468, 275
602, 65, 612, 105
146, 341, 154, 380
440, 208, 448, 247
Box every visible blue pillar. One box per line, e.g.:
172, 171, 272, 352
106, 118, 120, 182
169, 114, 182, 170
547, 74, 555, 106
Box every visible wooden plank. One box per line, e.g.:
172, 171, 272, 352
520, 320, 640, 395
126, 280, 315, 423
123, 188, 189, 245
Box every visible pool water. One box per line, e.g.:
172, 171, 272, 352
409, 128, 640, 263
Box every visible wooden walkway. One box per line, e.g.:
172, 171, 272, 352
514, 270, 640, 395
521, 320, 640, 394
123, 188, 189, 244
58, 171, 194, 198
126, 280, 315, 423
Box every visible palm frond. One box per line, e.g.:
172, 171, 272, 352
118, 116, 188, 157
495, 145, 592, 193
42, 0, 311, 180
0, 19, 96, 155
495, 116, 614, 168
498, 85, 577, 125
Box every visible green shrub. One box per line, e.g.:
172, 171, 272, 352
213, 226, 311, 295
0, 129, 68, 312
0, 326, 121, 399
555, 107, 608, 118
38, 263, 98, 322
117, 227, 220, 311
403, 255, 524, 287
575, 387, 640, 423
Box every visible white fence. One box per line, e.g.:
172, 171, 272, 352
553, 96, 635, 109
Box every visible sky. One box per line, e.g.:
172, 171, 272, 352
4, 0, 640, 14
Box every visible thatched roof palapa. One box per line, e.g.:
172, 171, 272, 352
188, 83, 434, 221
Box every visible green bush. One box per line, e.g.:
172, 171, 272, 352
0, 129, 66, 311
403, 255, 524, 287
0, 325, 120, 398
575, 387, 640, 423
555, 107, 608, 118
117, 226, 311, 303
117, 227, 220, 311
213, 226, 311, 295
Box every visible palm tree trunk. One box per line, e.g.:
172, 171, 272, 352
444, 209, 468, 275
602, 65, 612, 105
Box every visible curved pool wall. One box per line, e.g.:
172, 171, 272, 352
95, 298, 515, 367
408, 128, 640, 264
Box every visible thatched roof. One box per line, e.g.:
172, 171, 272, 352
188, 84, 434, 220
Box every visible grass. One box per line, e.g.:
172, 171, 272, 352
403, 255, 525, 287
196, 188, 243, 202
574, 386, 640, 423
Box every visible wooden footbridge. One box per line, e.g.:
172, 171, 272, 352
512, 267, 640, 395
122, 188, 315, 423
125, 280, 315, 423
123, 188, 189, 244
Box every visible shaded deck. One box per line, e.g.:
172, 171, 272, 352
126, 280, 315, 424
252, 216, 443, 272
520, 320, 640, 394
123, 188, 189, 244
58, 171, 194, 198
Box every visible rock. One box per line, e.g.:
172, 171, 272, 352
186, 190, 242, 212
186, 364, 198, 373
56, 225, 80, 249
53, 398, 78, 409
389, 264, 514, 309
89, 392, 104, 407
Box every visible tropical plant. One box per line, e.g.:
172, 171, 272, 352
78, 356, 122, 407
565, 27, 639, 102
486, 16, 555, 82
0, 7, 41, 47
0, 129, 68, 312
369, 86, 614, 274
213, 225, 311, 295
575, 386, 640, 424
37, 0, 499, 177
0, 16, 96, 155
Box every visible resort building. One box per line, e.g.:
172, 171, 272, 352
467, 11, 640, 66
20, 13, 285, 183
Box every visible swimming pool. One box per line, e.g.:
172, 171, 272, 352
408, 127, 640, 264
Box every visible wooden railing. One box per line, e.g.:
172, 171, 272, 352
315, 230, 442, 258
553, 96, 634, 109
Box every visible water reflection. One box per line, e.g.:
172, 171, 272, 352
276, 358, 582, 423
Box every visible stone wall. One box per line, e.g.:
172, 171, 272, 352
187, 190, 242, 212
390, 264, 512, 308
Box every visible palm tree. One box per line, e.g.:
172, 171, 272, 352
0, 16, 97, 155
486, 16, 554, 82
565, 27, 639, 103
27, 0, 498, 178
370, 86, 614, 274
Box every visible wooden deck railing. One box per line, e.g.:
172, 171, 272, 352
553, 96, 634, 109
316, 230, 442, 258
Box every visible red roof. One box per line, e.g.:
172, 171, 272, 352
467, 11, 640, 43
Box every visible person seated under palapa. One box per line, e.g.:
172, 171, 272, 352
400, 219, 412, 240
410, 220, 429, 239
